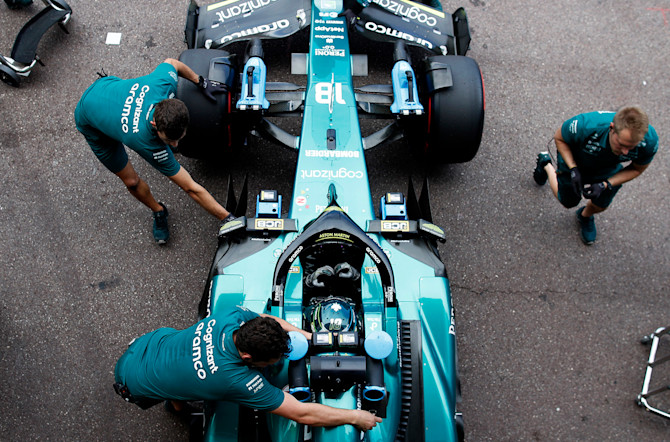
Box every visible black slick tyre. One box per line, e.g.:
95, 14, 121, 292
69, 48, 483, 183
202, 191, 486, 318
424, 55, 484, 163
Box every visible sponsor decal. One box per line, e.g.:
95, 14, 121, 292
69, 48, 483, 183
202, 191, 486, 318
314, 46, 346, 57
300, 168, 364, 179
288, 245, 304, 263
449, 306, 456, 335
211, 0, 277, 22
365, 266, 379, 274
273, 285, 283, 302
121, 83, 150, 134
313, 25, 344, 33
315, 204, 349, 214
366, 247, 381, 264
381, 220, 410, 232
371, 0, 444, 24
153, 150, 169, 163
192, 319, 219, 379
384, 286, 395, 304
319, 11, 339, 18
305, 149, 359, 158
364, 21, 433, 51
246, 374, 266, 394
317, 232, 352, 242
569, 119, 578, 134
255, 219, 284, 230
315, 34, 344, 41
218, 218, 245, 235
296, 196, 307, 206
420, 222, 444, 236
168, 71, 177, 82
218, 19, 290, 45
289, 266, 300, 273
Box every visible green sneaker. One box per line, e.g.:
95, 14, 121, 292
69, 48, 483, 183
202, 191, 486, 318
533, 152, 552, 185
153, 203, 169, 245
576, 207, 596, 245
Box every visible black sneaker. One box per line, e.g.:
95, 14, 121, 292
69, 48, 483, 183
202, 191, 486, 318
533, 152, 552, 185
576, 207, 596, 245
153, 203, 169, 245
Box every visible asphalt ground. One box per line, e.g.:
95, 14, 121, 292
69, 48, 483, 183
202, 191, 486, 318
0, 1, 668, 440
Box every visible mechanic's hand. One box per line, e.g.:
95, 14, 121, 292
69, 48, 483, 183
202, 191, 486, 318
305, 266, 334, 288
352, 410, 382, 431
569, 167, 583, 195
582, 181, 610, 200
198, 75, 227, 102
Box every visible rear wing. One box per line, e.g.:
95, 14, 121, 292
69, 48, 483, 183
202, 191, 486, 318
185, 0, 312, 49
352, 1, 457, 56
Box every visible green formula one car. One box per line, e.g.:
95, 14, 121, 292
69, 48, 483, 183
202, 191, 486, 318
175, 0, 485, 440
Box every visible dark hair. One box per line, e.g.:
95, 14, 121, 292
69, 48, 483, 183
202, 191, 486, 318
236, 317, 290, 362
153, 98, 189, 140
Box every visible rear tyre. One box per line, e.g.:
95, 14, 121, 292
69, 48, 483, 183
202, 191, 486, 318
424, 55, 484, 163
176, 48, 236, 159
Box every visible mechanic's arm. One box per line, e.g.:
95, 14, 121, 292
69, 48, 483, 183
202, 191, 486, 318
603, 162, 649, 187
260, 314, 312, 341
168, 167, 231, 220
271, 392, 382, 431
554, 128, 578, 168
164, 58, 200, 84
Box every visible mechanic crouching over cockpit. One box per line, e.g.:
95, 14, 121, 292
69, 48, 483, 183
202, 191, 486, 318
113, 305, 382, 431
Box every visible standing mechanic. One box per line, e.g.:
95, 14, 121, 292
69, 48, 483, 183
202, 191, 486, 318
533, 107, 659, 245
113, 306, 382, 431
75, 59, 233, 244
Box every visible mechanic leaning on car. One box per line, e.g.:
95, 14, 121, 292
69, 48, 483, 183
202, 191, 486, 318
74, 59, 234, 244
533, 106, 658, 245
113, 306, 382, 431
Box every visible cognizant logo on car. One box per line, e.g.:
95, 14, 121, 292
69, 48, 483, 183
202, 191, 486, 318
301, 168, 364, 179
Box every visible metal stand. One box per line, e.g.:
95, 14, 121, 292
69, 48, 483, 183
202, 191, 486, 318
637, 326, 670, 419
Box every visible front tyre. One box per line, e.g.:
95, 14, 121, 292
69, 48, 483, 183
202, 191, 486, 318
424, 55, 485, 163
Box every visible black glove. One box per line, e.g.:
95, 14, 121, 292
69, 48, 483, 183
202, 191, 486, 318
198, 76, 227, 102
306, 266, 335, 288
334, 262, 360, 281
569, 167, 583, 195
582, 181, 611, 200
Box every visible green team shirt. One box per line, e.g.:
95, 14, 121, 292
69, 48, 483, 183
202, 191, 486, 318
560, 111, 659, 181
115, 306, 285, 411
77, 63, 181, 176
